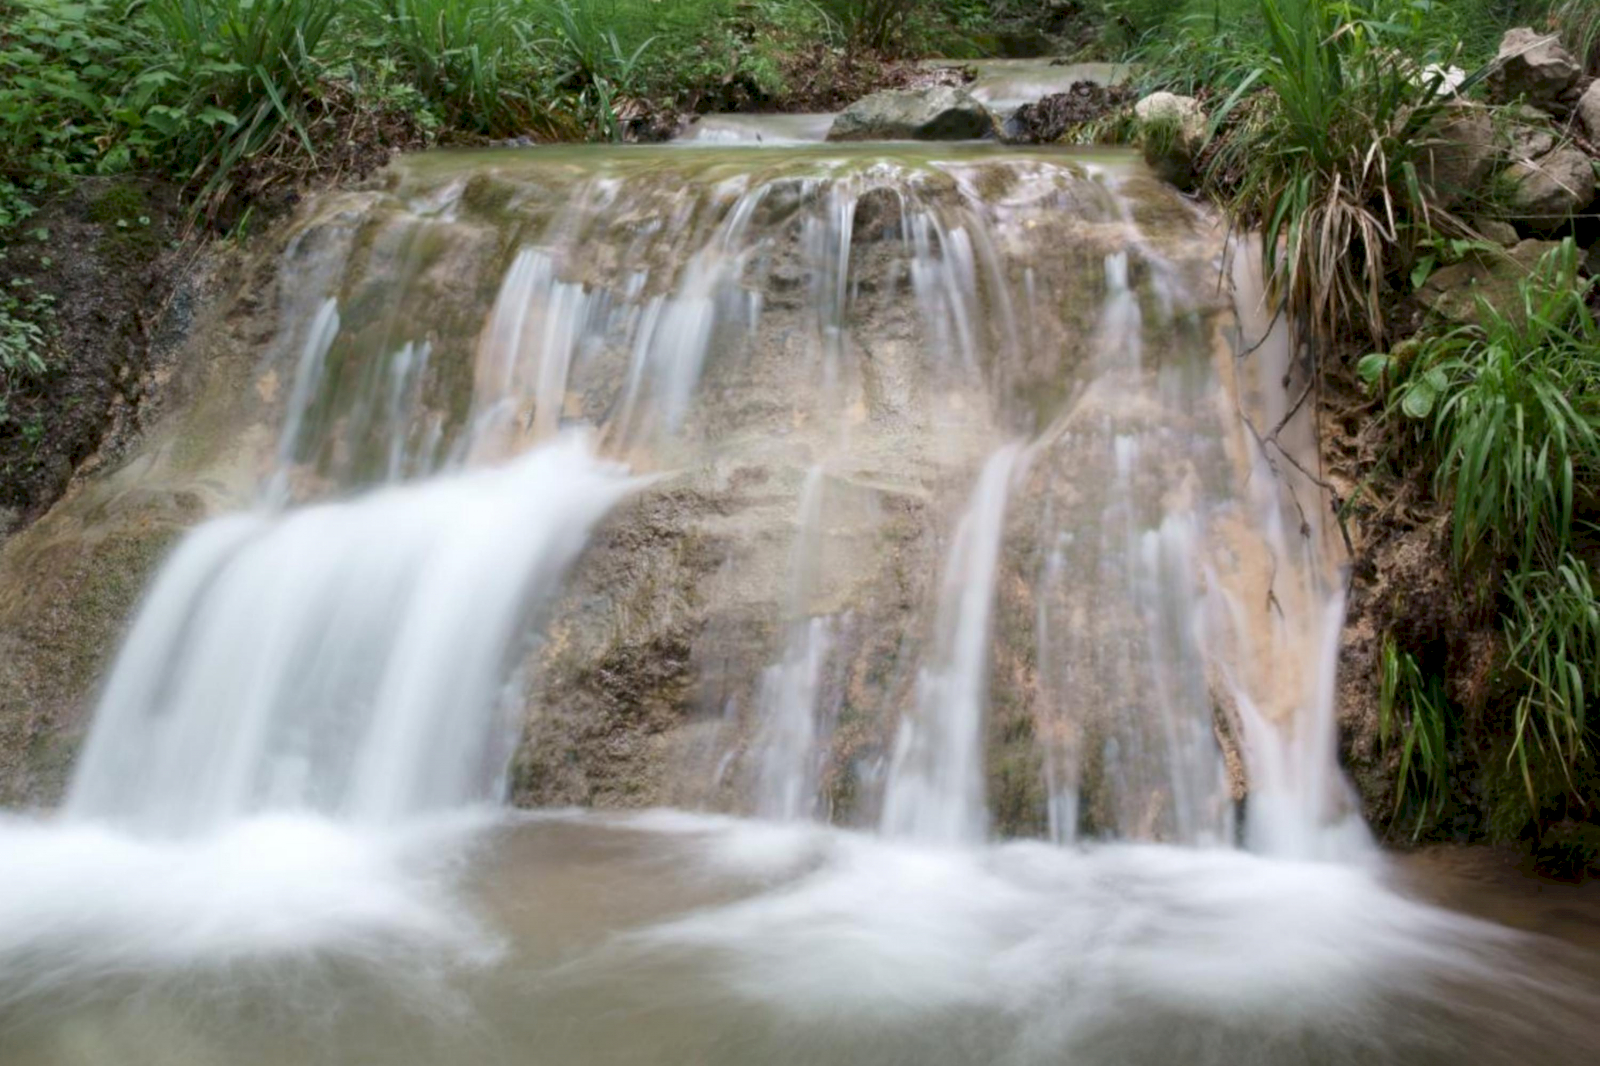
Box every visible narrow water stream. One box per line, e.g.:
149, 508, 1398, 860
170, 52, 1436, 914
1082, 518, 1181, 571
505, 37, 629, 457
0, 136, 1594, 1064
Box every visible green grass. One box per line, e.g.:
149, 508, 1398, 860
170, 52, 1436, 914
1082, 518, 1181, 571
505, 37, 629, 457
1505, 556, 1600, 802
1364, 243, 1600, 838
1374, 241, 1600, 568
1379, 635, 1454, 837
1194, 0, 1483, 340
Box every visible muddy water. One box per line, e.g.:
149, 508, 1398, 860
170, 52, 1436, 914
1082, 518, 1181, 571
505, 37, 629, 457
2, 815, 1596, 1066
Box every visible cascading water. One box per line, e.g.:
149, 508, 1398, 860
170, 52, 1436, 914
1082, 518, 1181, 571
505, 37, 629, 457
0, 135, 1594, 1066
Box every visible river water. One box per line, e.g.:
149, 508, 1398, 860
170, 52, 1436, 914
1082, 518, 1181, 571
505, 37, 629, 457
0, 132, 1595, 1064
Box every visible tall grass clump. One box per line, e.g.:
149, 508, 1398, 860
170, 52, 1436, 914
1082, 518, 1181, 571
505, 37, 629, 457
1203, 0, 1481, 341
816, 0, 921, 52
1374, 241, 1600, 568
1368, 241, 1600, 813
1379, 635, 1453, 835
142, 0, 341, 206
1504, 557, 1600, 798
355, 0, 540, 133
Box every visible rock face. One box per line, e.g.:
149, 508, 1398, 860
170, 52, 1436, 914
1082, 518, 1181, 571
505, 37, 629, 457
1579, 80, 1600, 141
1419, 106, 1499, 208
1133, 92, 1207, 188
826, 86, 994, 142
1501, 146, 1597, 231
1, 147, 1268, 839
1505, 105, 1557, 160
1487, 28, 1581, 107
1418, 239, 1561, 325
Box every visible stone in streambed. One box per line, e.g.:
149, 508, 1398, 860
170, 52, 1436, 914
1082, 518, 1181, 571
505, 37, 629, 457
1133, 92, 1207, 190
826, 86, 995, 142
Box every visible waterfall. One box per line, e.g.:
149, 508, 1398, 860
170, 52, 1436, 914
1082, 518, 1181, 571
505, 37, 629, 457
881, 443, 1024, 844
67, 434, 638, 833
3, 137, 1579, 1066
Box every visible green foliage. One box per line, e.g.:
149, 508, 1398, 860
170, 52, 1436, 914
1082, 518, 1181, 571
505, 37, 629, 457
1365, 240, 1600, 839
1378, 635, 1453, 837
817, 0, 923, 52
1504, 557, 1600, 800
0, 0, 156, 177
354, 0, 540, 133
1202, 0, 1482, 340
1376, 241, 1600, 568
141, 0, 341, 207
0, 278, 54, 381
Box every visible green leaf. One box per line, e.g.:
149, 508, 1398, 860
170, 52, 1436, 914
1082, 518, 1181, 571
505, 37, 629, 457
196, 106, 239, 128
1401, 379, 1436, 419
1409, 255, 1436, 291
1357, 352, 1392, 385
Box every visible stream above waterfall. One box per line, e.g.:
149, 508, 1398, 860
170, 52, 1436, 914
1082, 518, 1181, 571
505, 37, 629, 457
0, 137, 1596, 1063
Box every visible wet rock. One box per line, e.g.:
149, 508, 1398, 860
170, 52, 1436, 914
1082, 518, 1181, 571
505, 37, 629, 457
1133, 92, 1207, 189
1418, 105, 1498, 209
1578, 80, 1600, 141
1500, 146, 1597, 231
614, 97, 685, 144
1487, 28, 1581, 108
1001, 81, 1133, 145
826, 86, 995, 142
851, 187, 905, 242
1417, 239, 1562, 325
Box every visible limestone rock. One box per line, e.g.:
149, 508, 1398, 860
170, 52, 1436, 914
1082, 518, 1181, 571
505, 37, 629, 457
1418, 106, 1498, 209
1469, 217, 1521, 247
1487, 28, 1581, 108
1418, 239, 1561, 325
826, 86, 994, 142
1578, 80, 1600, 141
1501, 146, 1597, 231
1133, 92, 1207, 189
1505, 105, 1557, 161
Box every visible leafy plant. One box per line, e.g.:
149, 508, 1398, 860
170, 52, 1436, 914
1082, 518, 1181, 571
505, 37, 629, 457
355, 0, 539, 133
141, 0, 341, 211
816, 0, 922, 52
1378, 634, 1453, 836
1369, 240, 1600, 568
0, 277, 54, 381
1204, 0, 1487, 341
0, 0, 156, 177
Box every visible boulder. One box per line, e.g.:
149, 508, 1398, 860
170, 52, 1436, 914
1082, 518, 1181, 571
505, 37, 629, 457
1418, 239, 1561, 325
1487, 28, 1581, 108
1001, 82, 1133, 145
1578, 80, 1600, 141
1505, 105, 1557, 161
826, 86, 994, 142
1418, 106, 1498, 209
1469, 217, 1521, 247
1133, 92, 1208, 189
1501, 146, 1598, 231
